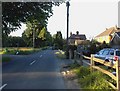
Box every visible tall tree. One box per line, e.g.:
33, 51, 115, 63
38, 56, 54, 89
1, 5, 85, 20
2, 1, 64, 36
54, 31, 63, 49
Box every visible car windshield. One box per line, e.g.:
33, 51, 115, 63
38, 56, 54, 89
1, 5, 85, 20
116, 51, 120, 56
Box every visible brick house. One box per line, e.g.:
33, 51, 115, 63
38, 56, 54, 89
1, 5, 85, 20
68, 31, 88, 46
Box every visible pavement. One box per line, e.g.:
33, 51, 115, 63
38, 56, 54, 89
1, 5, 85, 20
2, 48, 68, 89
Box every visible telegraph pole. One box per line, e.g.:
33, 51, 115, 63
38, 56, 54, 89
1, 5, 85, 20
66, 1, 70, 46
66, 1, 70, 59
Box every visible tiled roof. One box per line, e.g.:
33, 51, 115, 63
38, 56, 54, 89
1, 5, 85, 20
69, 34, 86, 40
95, 27, 120, 38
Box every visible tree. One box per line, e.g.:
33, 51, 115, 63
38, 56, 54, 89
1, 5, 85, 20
53, 31, 63, 49
3, 36, 26, 47
22, 25, 52, 47
38, 27, 47, 40
2, 1, 64, 47
2, 1, 64, 36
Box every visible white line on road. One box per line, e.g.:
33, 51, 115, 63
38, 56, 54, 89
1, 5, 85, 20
0, 84, 7, 90
40, 55, 42, 58
30, 60, 36, 65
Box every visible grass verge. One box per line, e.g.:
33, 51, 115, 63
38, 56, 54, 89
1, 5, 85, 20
0, 47, 48, 55
69, 64, 115, 90
55, 50, 66, 59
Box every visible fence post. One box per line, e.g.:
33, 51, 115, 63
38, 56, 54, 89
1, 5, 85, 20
116, 58, 120, 91
90, 54, 94, 72
80, 52, 83, 66
74, 50, 76, 63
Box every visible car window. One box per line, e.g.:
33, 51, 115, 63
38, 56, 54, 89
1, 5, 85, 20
116, 51, 120, 56
99, 50, 104, 55
102, 50, 109, 55
109, 50, 114, 55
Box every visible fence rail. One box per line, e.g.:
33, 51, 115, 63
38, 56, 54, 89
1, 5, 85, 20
73, 51, 120, 90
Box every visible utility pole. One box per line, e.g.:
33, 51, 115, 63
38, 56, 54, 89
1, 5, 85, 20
66, 1, 70, 59
66, 1, 70, 46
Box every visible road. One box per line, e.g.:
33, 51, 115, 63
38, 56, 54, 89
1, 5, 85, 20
2, 48, 66, 89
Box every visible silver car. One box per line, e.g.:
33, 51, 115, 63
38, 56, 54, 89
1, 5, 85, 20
94, 48, 120, 64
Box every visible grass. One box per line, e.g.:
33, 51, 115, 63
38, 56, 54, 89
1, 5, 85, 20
0, 47, 48, 55
70, 65, 115, 90
55, 50, 66, 59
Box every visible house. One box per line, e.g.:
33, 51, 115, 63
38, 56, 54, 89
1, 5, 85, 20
68, 31, 89, 59
68, 31, 88, 46
94, 26, 120, 43
110, 32, 120, 48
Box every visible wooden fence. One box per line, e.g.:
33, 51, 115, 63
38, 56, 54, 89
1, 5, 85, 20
74, 51, 120, 90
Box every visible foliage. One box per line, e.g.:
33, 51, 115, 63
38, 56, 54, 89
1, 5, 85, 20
2, 36, 26, 47
1, 47, 48, 55
72, 66, 114, 90
86, 40, 111, 54
53, 31, 63, 50
2, 1, 64, 47
69, 61, 80, 69
22, 25, 52, 47
2, 2, 63, 36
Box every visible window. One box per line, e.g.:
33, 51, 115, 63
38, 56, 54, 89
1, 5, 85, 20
99, 50, 104, 55
116, 51, 120, 56
109, 50, 114, 55
102, 50, 109, 55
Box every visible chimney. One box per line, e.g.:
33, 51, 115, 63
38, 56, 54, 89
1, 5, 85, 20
115, 25, 118, 30
76, 31, 79, 35
70, 32, 72, 36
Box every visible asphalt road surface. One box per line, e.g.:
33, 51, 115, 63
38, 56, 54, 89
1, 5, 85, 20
2, 48, 66, 89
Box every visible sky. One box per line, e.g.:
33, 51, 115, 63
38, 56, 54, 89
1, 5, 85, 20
10, 0, 119, 40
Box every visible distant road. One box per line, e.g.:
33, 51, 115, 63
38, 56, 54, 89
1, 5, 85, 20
2, 49, 66, 89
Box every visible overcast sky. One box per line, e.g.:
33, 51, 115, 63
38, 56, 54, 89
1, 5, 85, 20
10, 0, 119, 40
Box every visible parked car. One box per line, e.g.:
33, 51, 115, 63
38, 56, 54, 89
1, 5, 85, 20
94, 48, 120, 65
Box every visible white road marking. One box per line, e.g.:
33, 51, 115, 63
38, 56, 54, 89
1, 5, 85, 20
40, 55, 42, 58
0, 84, 7, 90
30, 60, 36, 65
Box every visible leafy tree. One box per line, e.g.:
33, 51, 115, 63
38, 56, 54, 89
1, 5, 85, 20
3, 36, 26, 47
38, 27, 47, 40
2, 1, 65, 47
53, 31, 63, 49
22, 25, 52, 47
2, 2, 63, 36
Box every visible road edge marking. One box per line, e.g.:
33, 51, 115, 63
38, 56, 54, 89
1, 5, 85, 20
40, 55, 42, 58
0, 84, 7, 90
30, 60, 36, 65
